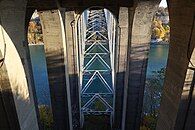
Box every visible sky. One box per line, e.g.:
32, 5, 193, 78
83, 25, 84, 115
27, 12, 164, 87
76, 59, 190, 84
159, 0, 167, 8
31, 10, 39, 19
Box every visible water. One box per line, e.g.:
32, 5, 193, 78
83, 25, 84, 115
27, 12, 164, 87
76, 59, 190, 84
29, 44, 169, 106
146, 44, 169, 76
29, 44, 51, 106
143, 43, 169, 114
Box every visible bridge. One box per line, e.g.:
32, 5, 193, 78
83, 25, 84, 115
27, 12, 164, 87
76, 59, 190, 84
79, 8, 114, 124
0, 0, 195, 130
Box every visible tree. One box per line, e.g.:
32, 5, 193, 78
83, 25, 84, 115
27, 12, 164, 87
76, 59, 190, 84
28, 18, 43, 44
39, 105, 54, 130
151, 7, 170, 42
141, 68, 165, 130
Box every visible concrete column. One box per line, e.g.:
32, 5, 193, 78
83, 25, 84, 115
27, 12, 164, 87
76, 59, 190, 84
39, 10, 72, 130
124, 1, 159, 130
182, 49, 195, 130
113, 7, 134, 130
64, 10, 80, 130
0, 51, 20, 129
0, 0, 39, 130
175, 48, 195, 130
156, 1, 195, 130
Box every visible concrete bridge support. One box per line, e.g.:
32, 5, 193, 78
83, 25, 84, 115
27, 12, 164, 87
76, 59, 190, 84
123, 1, 160, 130
175, 49, 195, 130
39, 10, 73, 130
0, 51, 20, 129
114, 1, 160, 130
113, 7, 133, 130
64, 10, 80, 129
0, 0, 39, 129
40, 9, 80, 130
156, 1, 195, 130
1, 1, 195, 130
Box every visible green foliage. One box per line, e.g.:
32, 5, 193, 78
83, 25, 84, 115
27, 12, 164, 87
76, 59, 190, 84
39, 105, 54, 130
94, 101, 106, 111
140, 114, 158, 130
143, 68, 165, 114
83, 115, 111, 130
151, 7, 170, 42
28, 18, 43, 44
141, 68, 165, 130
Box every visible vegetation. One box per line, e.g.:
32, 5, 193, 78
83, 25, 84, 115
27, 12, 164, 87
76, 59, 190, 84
140, 7, 169, 130
94, 100, 106, 111
151, 7, 170, 42
39, 105, 54, 130
83, 115, 111, 130
28, 16, 43, 44
141, 68, 165, 130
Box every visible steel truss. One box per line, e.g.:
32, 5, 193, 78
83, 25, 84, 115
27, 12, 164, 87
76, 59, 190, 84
79, 9, 115, 125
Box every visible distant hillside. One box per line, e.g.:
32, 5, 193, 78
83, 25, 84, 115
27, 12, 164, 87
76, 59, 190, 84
28, 15, 43, 44
28, 8, 170, 44
151, 7, 170, 43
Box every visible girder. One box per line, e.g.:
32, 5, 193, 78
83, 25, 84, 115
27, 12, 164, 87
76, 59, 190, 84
79, 9, 115, 123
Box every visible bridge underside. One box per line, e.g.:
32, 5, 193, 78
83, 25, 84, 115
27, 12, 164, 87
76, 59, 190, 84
27, 0, 134, 18
0, 0, 195, 130
79, 9, 115, 127
27, 0, 134, 9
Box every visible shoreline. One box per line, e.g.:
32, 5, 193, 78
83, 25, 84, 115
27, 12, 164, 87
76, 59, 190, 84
151, 41, 169, 45
29, 43, 44, 46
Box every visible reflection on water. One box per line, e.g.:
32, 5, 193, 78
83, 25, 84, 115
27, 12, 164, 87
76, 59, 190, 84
146, 44, 169, 76
29, 44, 51, 106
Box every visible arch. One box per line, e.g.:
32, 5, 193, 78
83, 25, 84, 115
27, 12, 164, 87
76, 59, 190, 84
117, 1, 162, 130
0, 0, 39, 129
137, 1, 170, 129
75, 6, 118, 20
1, 0, 194, 129
0, 48, 20, 129
76, 7, 118, 128
156, 0, 195, 129
175, 48, 195, 129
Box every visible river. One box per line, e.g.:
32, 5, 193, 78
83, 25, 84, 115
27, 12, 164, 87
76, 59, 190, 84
29, 44, 51, 106
29, 43, 169, 105
146, 44, 169, 76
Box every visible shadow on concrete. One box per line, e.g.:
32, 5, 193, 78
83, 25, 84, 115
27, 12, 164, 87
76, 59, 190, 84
114, 43, 149, 130
0, 7, 41, 129
175, 78, 195, 129
127, 44, 150, 130
113, 71, 125, 129
45, 50, 80, 129
0, 90, 20, 130
0, 56, 22, 130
